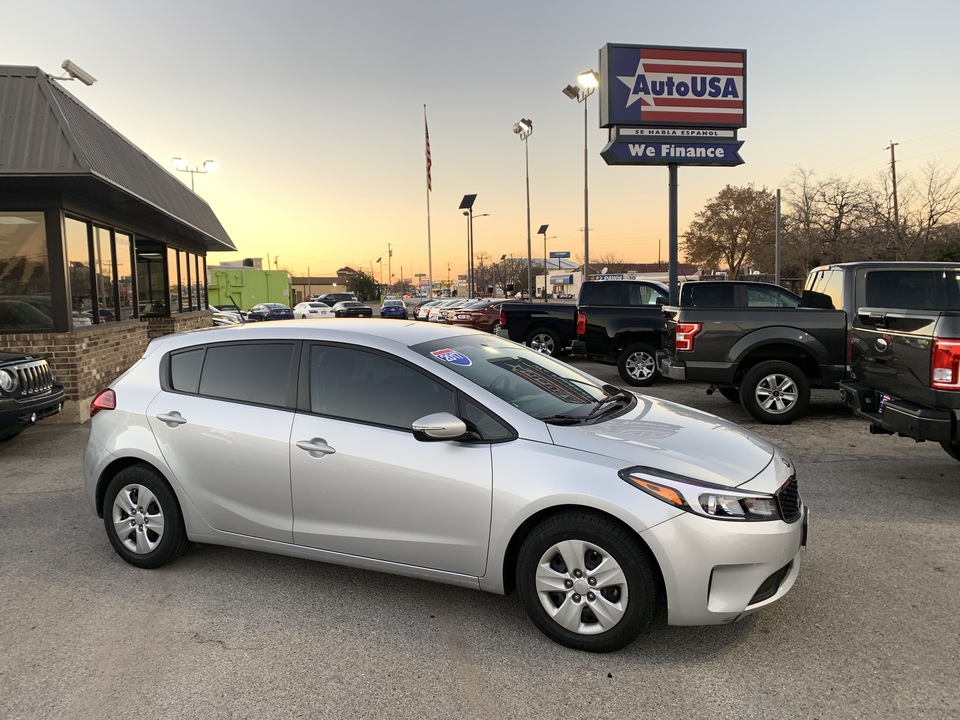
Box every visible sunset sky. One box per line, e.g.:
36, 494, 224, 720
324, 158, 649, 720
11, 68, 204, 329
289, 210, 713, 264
7, 1, 960, 286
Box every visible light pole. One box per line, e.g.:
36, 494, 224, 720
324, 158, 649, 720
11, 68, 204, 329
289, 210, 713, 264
563, 69, 598, 283
512, 118, 533, 299
172, 157, 218, 192
495, 253, 507, 297
537, 224, 549, 302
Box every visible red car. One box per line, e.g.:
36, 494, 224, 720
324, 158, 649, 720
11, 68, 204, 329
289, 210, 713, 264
446, 299, 506, 333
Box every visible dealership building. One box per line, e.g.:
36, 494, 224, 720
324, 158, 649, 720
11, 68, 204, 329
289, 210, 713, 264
0, 65, 235, 421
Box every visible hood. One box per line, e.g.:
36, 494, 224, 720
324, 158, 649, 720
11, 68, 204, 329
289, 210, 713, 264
548, 394, 774, 488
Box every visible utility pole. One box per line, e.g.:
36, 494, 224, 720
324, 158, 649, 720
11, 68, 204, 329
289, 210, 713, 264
888, 141, 901, 249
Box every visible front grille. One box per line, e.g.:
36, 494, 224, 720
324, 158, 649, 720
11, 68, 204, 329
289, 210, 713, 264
10, 360, 55, 398
749, 562, 792, 605
776, 476, 802, 523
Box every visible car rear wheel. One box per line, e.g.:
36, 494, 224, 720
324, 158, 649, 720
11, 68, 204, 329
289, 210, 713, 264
740, 360, 810, 424
617, 343, 660, 387
517, 512, 657, 653
102, 465, 190, 569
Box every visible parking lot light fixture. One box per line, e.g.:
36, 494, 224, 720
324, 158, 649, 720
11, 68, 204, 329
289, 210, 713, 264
564, 69, 598, 282
512, 118, 534, 300
171, 157, 218, 192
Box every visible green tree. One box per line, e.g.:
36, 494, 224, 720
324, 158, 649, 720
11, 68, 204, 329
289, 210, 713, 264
682, 185, 776, 278
346, 269, 378, 301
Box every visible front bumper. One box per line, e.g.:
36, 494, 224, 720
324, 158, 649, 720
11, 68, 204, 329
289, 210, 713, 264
0, 386, 65, 434
641, 503, 807, 625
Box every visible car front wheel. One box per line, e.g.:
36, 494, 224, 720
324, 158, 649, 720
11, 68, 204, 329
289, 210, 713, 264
516, 512, 657, 653
525, 327, 561, 357
102, 465, 190, 569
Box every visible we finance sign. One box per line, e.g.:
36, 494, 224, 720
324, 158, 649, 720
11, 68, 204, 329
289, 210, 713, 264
599, 44, 746, 129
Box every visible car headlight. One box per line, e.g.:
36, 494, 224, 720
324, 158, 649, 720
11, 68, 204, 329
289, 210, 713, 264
620, 466, 782, 522
0, 369, 19, 394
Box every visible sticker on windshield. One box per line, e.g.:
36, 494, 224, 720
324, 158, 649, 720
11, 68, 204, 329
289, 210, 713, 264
431, 348, 472, 367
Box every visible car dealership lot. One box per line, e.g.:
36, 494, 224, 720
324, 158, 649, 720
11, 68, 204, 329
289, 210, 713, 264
1, 358, 958, 720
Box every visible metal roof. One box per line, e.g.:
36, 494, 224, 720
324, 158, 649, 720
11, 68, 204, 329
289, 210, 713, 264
0, 65, 234, 251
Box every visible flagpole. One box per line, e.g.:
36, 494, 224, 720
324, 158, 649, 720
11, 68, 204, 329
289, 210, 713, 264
424, 105, 434, 297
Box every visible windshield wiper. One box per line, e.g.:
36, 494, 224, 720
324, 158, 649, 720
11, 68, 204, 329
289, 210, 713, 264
542, 415, 585, 426
584, 389, 634, 419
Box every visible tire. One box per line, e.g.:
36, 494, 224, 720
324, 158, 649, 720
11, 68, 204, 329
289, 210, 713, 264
491, 321, 502, 334
941, 442, 960, 462
516, 512, 657, 653
740, 360, 810, 425
617, 343, 660, 387
717, 387, 740, 404
525, 327, 561, 357
102, 465, 190, 569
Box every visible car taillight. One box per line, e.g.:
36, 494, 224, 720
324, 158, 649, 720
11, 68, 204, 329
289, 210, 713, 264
499, 310, 507, 326
576, 311, 586, 336
675, 323, 702, 352
931, 338, 960, 390
90, 388, 116, 416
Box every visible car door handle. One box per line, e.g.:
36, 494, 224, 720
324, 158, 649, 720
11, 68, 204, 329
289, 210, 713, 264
296, 439, 336, 457
156, 412, 187, 427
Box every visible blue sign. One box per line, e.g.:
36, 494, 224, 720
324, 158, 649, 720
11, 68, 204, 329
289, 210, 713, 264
550, 274, 574, 285
549, 251, 571, 259
601, 138, 743, 166
599, 44, 747, 129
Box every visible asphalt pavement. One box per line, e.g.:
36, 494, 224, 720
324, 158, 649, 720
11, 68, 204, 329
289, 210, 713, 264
1, 358, 958, 720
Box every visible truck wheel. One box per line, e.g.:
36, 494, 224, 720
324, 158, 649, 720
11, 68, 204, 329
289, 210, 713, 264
740, 360, 810, 424
526, 327, 561, 357
941, 442, 960, 462
617, 343, 660, 387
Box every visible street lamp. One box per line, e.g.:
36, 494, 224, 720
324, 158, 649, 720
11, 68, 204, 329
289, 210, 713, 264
495, 253, 507, 297
563, 69, 598, 283
537, 224, 549, 302
172, 157, 218, 192
512, 118, 533, 299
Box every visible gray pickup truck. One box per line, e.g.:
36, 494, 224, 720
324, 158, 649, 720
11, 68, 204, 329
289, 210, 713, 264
659, 262, 960, 424
839, 267, 960, 462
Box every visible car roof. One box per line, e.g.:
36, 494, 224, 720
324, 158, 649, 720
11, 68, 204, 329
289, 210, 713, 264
144, 318, 480, 356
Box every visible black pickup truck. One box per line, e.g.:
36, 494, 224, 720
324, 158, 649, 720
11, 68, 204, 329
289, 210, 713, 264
0, 351, 65, 441
495, 302, 576, 356
658, 262, 960, 424
839, 268, 960, 462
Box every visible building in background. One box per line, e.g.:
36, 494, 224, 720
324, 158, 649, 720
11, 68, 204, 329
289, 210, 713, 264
0, 65, 235, 421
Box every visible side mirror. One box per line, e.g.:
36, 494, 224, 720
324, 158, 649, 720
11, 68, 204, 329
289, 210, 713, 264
412, 412, 468, 442
656, 296, 668, 306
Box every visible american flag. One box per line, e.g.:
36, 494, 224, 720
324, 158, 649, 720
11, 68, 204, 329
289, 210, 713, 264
424, 108, 432, 192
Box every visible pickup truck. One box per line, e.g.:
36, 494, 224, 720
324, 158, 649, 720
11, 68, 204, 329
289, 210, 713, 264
658, 262, 960, 424
0, 351, 65, 441
570, 279, 670, 386
839, 268, 960, 462
495, 302, 576, 356
566, 279, 797, 387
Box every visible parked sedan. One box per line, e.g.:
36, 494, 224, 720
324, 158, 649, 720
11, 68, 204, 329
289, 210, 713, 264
331, 301, 372, 318
246, 303, 293, 322
414, 300, 440, 320
447, 299, 506, 332
293, 302, 335, 319
379, 299, 408, 319
84, 320, 806, 653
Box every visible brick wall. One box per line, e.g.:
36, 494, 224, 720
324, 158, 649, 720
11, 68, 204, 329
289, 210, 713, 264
0, 312, 213, 423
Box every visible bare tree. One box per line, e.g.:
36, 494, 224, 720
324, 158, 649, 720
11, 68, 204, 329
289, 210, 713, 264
874, 162, 960, 260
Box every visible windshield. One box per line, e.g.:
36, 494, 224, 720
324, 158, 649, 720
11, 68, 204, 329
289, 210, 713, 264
413, 335, 632, 423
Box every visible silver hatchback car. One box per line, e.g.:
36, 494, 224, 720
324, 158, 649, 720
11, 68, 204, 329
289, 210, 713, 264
84, 320, 806, 652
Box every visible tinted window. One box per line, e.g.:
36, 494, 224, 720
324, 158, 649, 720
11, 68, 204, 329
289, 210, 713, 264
197, 343, 295, 407
579, 283, 623, 306
170, 349, 204, 394
746, 286, 800, 308
864, 270, 939, 310
626, 283, 665, 306
685, 283, 733, 306
309, 345, 455, 429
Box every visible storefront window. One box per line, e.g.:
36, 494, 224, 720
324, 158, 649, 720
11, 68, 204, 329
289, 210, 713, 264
65, 217, 93, 326
116, 232, 135, 320
136, 241, 167, 316
179, 250, 194, 310
0, 211, 53, 331
92, 226, 116, 322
